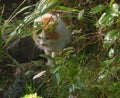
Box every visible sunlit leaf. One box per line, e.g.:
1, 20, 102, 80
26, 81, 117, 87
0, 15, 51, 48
98, 3, 119, 26
21, 93, 42, 98
111, 3, 119, 17
109, 48, 114, 58
98, 11, 114, 26
110, 0, 115, 7
78, 9, 84, 21
104, 30, 119, 47
33, 71, 46, 80
69, 84, 75, 93
41, 0, 59, 15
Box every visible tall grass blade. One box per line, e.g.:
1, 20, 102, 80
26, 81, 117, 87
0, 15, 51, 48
0, 29, 2, 51
7, 0, 26, 23
57, 6, 79, 13
4, 0, 59, 47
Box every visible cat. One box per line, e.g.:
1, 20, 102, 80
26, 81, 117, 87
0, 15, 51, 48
33, 0, 72, 66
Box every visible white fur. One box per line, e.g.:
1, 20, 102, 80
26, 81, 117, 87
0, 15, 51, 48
33, 13, 71, 66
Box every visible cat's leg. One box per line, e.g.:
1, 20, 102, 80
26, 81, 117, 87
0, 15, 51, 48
44, 49, 54, 66
52, 52, 57, 58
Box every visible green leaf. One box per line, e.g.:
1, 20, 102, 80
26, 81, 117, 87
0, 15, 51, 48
57, 6, 79, 13
108, 30, 119, 38
98, 12, 114, 26
51, 66, 60, 73
68, 69, 77, 77
104, 30, 119, 47
111, 3, 119, 17
110, 0, 115, 7
90, 5, 105, 14
98, 3, 119, 26
78, 9, 84, 21
41, 0, 59, 15
50, 65, 61, 85
109, 48, 114, 58
54, 72, 61, 85
77, 78, 86, 89
100, 59, 114, 67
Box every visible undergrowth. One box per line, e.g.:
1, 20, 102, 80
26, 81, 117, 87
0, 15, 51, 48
1, 0, 120, 98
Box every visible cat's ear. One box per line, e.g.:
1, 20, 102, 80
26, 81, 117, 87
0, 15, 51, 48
42, 17, 54, 25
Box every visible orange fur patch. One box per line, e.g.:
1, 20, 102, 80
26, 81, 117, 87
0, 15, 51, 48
42, 17, 54, 25
33, 32, 38, 39
41, 17, 59, 40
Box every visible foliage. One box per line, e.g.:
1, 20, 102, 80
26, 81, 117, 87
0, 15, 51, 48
21, 93, 42, 98
1, 0, 120, 98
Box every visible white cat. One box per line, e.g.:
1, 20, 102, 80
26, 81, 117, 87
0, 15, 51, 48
33, 1, 72, 66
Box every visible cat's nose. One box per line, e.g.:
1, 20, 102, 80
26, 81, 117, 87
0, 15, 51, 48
41, 44, 47, 46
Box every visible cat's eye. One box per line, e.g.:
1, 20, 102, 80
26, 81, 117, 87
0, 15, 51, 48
36, 29, 42, 35
38, 36, 41, 39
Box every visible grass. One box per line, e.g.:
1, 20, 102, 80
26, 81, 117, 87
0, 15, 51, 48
1, 0, 120, 98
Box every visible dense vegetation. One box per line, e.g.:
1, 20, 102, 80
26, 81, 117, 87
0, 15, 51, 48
0, 0, 120, 98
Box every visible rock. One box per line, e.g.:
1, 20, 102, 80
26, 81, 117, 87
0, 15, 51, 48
7, 36, 44, 63
3, 71, 35, 98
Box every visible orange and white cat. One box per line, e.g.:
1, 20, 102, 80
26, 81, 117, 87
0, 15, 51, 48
33, 0, 72, 66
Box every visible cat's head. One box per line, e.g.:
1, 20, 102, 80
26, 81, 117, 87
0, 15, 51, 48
33, 14, 60, 48
33, 10, 72, 50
